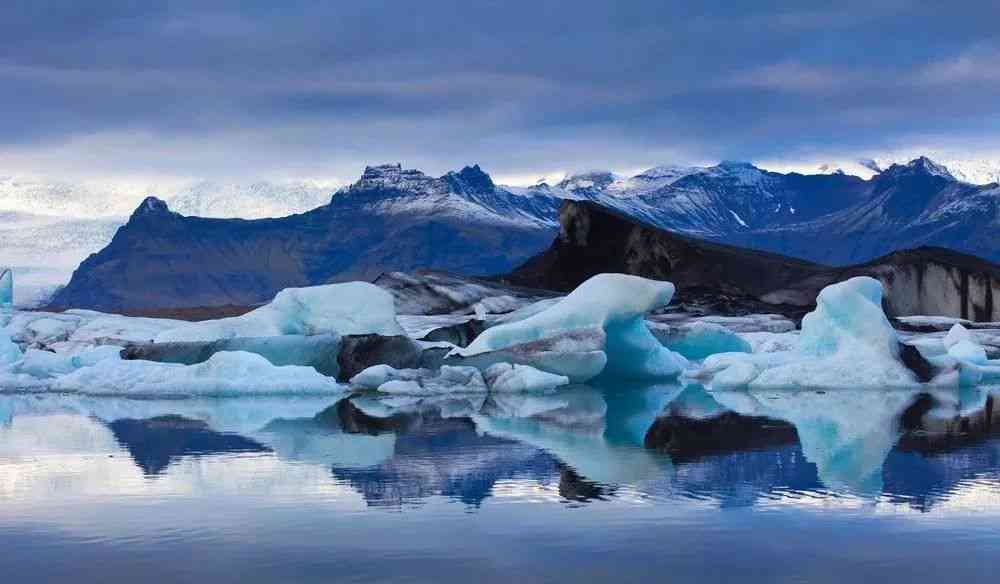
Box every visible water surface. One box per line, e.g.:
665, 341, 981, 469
1, 384, 999, 583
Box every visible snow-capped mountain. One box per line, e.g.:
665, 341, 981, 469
17, 156, 1000, 311
50, 164, 562, 311
525, 156, 998, 265
0, 176, 338, 306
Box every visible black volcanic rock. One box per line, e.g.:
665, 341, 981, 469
509, 200, 1000, 321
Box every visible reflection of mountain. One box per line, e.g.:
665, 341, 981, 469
331, 414, 560, 507
107, 415, 269, 475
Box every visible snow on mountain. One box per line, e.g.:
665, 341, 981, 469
6, 155, 999, 309
0, 177, 338, 307
873, 156, 1000, 186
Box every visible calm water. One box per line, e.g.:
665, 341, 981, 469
1, 384, 999, 583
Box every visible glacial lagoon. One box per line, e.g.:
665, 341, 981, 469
2, 383, 998, 583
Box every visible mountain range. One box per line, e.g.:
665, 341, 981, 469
33, 156, 1000, 311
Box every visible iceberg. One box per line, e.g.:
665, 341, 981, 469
1, 327, 23, 366
0, 268, 11, 316
52, 351, 344, 397
122, 333, 342, 377
700, 277, 923, 389
650, 321, 752, 360
350, 364, 487, 395
7, 345, 123, 379
482, 363, 569, 393
450, 274, 687, 382
155, 282, 404, 342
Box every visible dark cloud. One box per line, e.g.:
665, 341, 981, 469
3, 0, 1000, 180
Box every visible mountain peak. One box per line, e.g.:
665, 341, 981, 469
131, 196, 171, 218
446, 164, 496, 193
718, 160, 757, 169
882, 157, 955, 180
557, 170, 616, 192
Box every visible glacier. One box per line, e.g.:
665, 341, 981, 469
450, 274, 688, 382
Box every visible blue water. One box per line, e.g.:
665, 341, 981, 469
1, 385, 998, 582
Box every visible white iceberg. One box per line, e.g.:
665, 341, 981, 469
1, 327, 22, 366
0, 268, 12, 315
700, 277, 920, 389
451, 274, 687, 382
52, 351, 344, 397
483, 363, 570, 393
350, 364, 487, 395
155, 282, 404, 342
650, 321, 751, 360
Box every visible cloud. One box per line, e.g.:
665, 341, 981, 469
2, 0, 1000, 183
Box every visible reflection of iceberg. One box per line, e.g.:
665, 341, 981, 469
473, 385, 676, 484
710, 388, 923, 493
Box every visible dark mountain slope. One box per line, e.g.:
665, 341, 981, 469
50, 165, 560, 311
508, 200, 1000, 321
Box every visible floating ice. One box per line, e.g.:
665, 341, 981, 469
122, 333, 342, 377
0, 328, 22, 366
451, 274, 687, 382
52, 351, 344, 397
483, 363, 569, 393
350, 364, 487, 395
156, 282, 404, 342
8, 345, 123, 379
650, 321, 751, 360
700, 277, 919, 389
0, 268, 12, 317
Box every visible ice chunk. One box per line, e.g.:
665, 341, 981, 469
490, 297, 562, 327
10, 345, 122, 379
483, 363, 570, 393
452, 274, 687, 382
943, 323, 973, 350
651, 321, 751, 360
13, 349, 79, 378
700, 277, 919, 389
350, 364, 427, 388
351, 364, 487, 395
949, 339, 988, 365
52, 351, 344, 397
122, 334, 341, 377
155, 282, 404, 342
0, 268, 12, 316
0, 328, 22, 366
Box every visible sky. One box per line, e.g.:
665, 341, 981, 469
3, 0, 1000, 187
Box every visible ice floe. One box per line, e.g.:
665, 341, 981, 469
450, 274, 688, 382
155, 282, 403, 342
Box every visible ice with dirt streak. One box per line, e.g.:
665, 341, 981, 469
452, 274, 688, 382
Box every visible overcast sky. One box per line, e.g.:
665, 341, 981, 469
3, 0, 1000, 186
